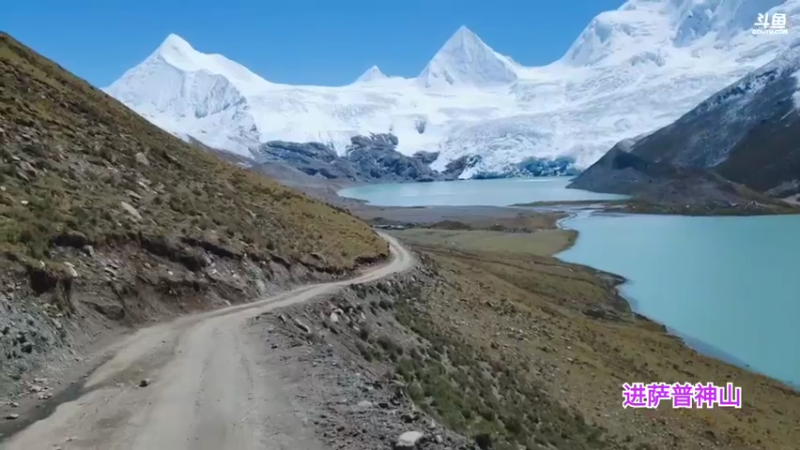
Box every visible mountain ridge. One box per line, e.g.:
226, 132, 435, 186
416, 25, 519, 89
105, 0, 800, 178
584, 40, 800, 199
354, 65, 388, 83
567, 38, 800, 214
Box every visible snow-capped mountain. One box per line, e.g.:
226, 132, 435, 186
416, 26, 519, 89
105, 0, 800, 178
354, 66, 389, 84
566, 39, 800, 215
616, 38, 800, 196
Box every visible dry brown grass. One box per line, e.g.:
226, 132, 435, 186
388, 227, 800, 450
0, 32, 387, 274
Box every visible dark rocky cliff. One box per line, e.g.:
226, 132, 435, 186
569, 140, 795, 214
616, 44, 800, 197
569, 44, 800, 212
254, 133, 463, 183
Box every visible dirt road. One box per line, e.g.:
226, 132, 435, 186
2, 233, 413, 450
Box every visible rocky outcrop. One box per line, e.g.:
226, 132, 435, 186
257, 140, 360, 180
254, 133, 461, 183
411, 151, 439, 165
344, 133, 446, 182
568, 141, 796, 214
220, 133, 582, 184
472, 155, 579, 179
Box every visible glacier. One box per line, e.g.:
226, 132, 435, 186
105, 0, 800, 178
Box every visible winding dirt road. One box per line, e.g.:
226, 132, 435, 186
2, 233, 413, 450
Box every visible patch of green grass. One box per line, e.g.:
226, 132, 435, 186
380, 276, 609, 448
391, 298, 609, 450
391, 228, 575, 257
376, 334, 404, 361
391, 236, 800, 450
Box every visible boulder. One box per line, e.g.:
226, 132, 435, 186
395, 431, 424, 449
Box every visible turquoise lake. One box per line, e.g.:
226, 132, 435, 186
342, 178, 800, 387
338, 177, 626, 206
559, 212, 800, 388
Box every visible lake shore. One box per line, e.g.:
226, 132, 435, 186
336, 196, 800, 449
359, 201, 799, 385
331, 173, 800, 217
513, 199, 800, 216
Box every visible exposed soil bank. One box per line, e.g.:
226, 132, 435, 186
0, 235, 410, 448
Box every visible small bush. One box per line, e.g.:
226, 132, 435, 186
377, 334, 403, 356
408, 381, 425, 401
356, 341, 373, 362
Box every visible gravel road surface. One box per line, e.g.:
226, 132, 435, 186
2, 233, 413, 450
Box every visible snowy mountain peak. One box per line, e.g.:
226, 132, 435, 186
417, 25, 518, 88
125, 34, 272, 96
155, 33, 196, 63
562, 0, 794, 67
447, 25, 483, 47
106, 1, 800, 178
354, 65, 388, 83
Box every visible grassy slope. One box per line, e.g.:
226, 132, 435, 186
384, 226, 800, 450
0, 32, 387, 273
391, 228, 574, 258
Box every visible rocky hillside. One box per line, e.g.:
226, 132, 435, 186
255, 133, 465, 183
254, 224, 800, 450
0, 33, 388, 396
602, 44, 800, 198
568, 141, 796, 215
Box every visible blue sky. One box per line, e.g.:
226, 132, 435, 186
3, 0, 625, 87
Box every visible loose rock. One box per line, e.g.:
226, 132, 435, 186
395, 431, 424, 449
120, 201, 142, 221
134, 152, 150, 166
356, 400, 373, 409
475, 433, 492, 450
293, 318, 311, 334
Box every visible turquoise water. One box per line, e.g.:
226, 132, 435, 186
338, 177, 626, 207
558, 212, 800, 387
344, 178, 800, 387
